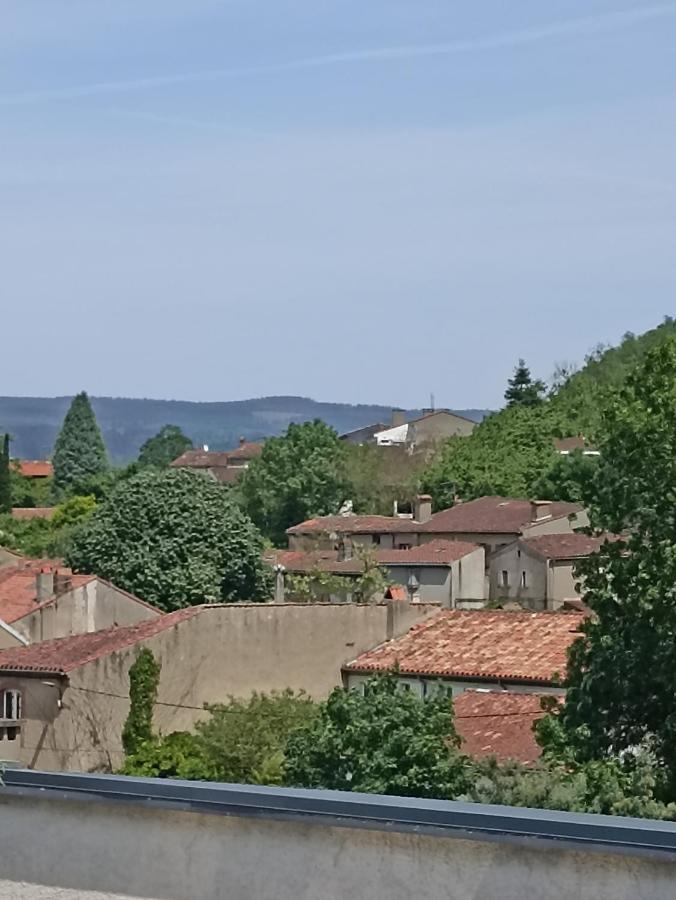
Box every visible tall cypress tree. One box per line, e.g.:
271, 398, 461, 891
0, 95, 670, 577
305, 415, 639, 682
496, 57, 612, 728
0, 434, 11, 513
53, 392, 109, 495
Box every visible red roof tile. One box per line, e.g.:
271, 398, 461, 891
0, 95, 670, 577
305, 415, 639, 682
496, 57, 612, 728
522, 533, 619, 561
11, 507, 56, 520
170, 450, 231, 469
286, 515, 421, 536
15, 460, 53, 478
0, 606, 203, 674
377, 540, 481, 566
421, 496, 582, 534
226, 441, 263, 461
344, 609, 585, 684
554, 436, 598, 454
454, 690, 552, 764
0, 564, 93, 623
270, 540, 481, 576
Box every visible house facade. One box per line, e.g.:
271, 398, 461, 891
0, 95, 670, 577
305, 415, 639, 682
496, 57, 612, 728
374, 409, 476, 447
489, 533, 613, 609
287, 496, 588, 562
0, 600, 437, 771
0, 562, 161, 649
271, 539, 486, 607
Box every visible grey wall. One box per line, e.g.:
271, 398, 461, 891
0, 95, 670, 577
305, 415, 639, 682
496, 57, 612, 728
0, 789, 674, 900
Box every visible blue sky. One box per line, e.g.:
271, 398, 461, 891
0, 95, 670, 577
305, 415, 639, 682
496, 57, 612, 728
2, 1, 675, 408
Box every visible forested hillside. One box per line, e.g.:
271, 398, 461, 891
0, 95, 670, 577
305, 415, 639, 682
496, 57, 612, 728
0, 395, 486, 463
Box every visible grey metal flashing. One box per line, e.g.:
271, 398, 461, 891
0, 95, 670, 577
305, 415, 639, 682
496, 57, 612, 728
3, 769, 676, 861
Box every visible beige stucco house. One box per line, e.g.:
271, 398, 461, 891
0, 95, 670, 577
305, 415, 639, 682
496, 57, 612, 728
374, 410, 476, 447
0, 562, 161, 649
271, 539, 486, 607
170, 439, 263, 485
0, 600, 437, 772
287, 496, 588, 564
489, 533, 614, 609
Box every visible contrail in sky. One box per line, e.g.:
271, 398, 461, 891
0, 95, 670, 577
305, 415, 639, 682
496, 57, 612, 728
1, 3, 675, 107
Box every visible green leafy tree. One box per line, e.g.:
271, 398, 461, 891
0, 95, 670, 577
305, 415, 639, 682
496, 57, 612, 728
52, 392, 109, 496
138, 425, 193, 469
558, 337, 676, 788
238, 420, 348, 545
533, 449, 599, 504
422, 405, 562, 506
0, 434, 10, 514
284, 672, 469, 798
121, 690, 317, 784
122, 648, 161, 756
504, 359, 546, 408
465, 753, 674, 819
66, 468, 273, 610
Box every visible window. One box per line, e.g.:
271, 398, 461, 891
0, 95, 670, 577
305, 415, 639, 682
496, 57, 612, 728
521, 571, 528, 589
500, 570, 509, 588
398, 543, 412, 550
1, 689, 22, 742
371, 535, 381, 546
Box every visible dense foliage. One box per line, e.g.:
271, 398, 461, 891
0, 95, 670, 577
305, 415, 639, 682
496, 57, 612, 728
122, 649, 162, 756
284, 673, 470, 798
422, 405, 562, 506
285, 547, 391, 603
238, 420, 349, 545
137, 424, 192, 469
0, 434, 10, 514
122, 691, 317, 784
504, 358, 546, 407
343, 444, 430, 516
67, 468, 272, 609
0, 494, 97, 558
52, 391, 109, 496
557, 337, 676, 788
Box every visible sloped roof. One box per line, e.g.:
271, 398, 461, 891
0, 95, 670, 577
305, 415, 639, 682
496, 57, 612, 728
0, 606, 204, 675
287, 515, 419, 536
344, 609, 585, 684
170, 450, 231, 469
454, 690, 551, 764
15, 460, 53, 478
522, 533, 617, 561
11, 507, 56, 520
0, 564, 94, 624
226, 441, 263, 461
420, 497, 582, 534
270, 540, 481, 575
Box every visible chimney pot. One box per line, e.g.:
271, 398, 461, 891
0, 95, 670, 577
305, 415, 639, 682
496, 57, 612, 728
239, 436, 246, 446
35, 568, 55, 603
413, 494, 433, 523
530, 500, 553, 523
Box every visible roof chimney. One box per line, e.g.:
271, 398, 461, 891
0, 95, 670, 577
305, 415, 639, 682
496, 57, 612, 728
530, 500, 553, 523
202, 444, 209, 452
35, 567, 54, 603
391, 409, 406, 427
239, 436, 246, 446
413, 494, 432, 524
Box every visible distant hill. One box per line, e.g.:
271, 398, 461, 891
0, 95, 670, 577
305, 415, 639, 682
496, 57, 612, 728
0, 395, 489, 464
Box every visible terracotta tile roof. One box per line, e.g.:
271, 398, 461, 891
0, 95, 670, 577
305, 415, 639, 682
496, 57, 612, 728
170, 449, 231, 469
226, 441, 263, 461
15, 460, 53, 478
344, 609, 585, 684
0, 606, 203, 675
554, 436, 598, 454
269, 540, 480, 576
11, 507, 56, 520
286, 515, 421, 536
377, 540, 481, 566
522, 533, 618, 561
0, 564, 93, 624
454, 690, 552, 764
420, 496, 582, 535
